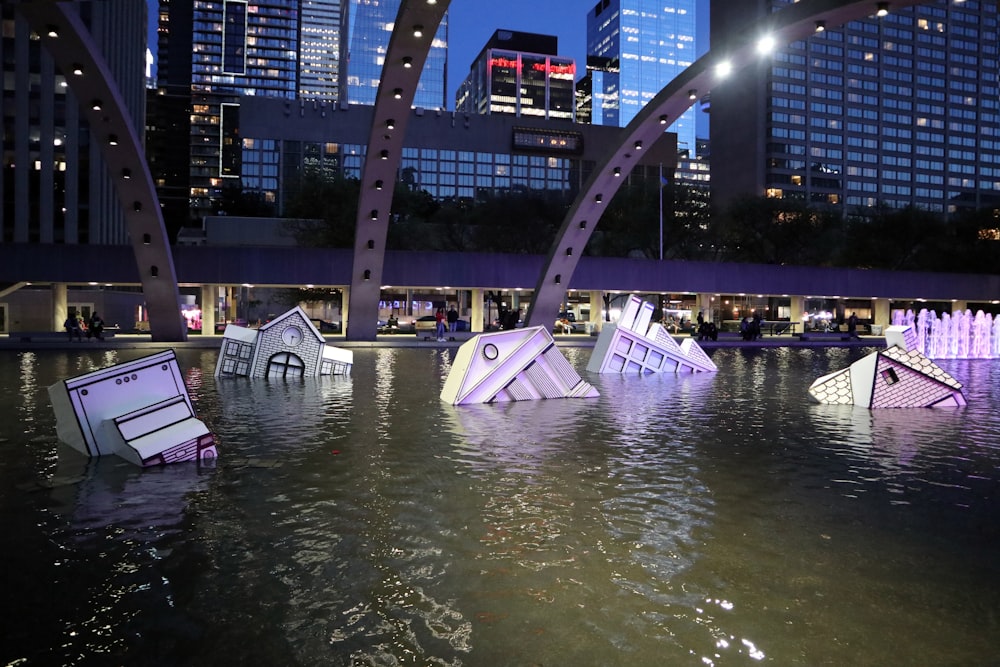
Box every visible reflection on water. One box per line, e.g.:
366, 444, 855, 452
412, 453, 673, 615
0, 346, 999, 665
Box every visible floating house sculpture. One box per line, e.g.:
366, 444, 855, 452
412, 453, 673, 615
48, 350, 217, 466
214, 306, 352, 379
441, 325, 599, 404
586, 295, 717, 374
808, 326, 966, 408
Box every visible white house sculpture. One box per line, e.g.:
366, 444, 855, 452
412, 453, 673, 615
47, 350, 217, 466
214, 306, 352, 379
441, 325, 599, 404
587, 295, 717, 374
808, 325, 967, 408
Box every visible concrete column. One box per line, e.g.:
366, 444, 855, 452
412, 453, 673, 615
697, 293, 715, 322
341, 286, 350, 334
225, 286, 237, 322
873, 298, 891, 328
789, 295, 806, 331
201, 284, 217, 336
52, 283, 68, 331
470, 288, 484, 333
589, 290, 603, 333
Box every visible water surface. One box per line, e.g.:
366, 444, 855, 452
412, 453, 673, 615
1, 346, 998, 666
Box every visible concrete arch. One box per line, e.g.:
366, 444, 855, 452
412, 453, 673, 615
345, 0, 450, 341
17, 2, 187, 342
523, 0, 925, 328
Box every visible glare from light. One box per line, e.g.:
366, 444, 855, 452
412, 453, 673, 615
715, 60, 733, 78
756, 35, 776, 54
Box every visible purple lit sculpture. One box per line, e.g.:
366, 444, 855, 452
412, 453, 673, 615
48, 350, 217, 466
808, 325, 966, 408
587, 295, 717, 374
441, 325, 599, 404
215, 305, 352, 378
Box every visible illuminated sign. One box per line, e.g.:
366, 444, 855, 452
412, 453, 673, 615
489, 57, 576, 77
512, 127, 583, 155
531, 62, 576, 76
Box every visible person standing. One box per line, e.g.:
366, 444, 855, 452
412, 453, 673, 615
447, 305, 459, 332
88, 312, 105, 341
435, 307, 447, 341
847, 312, 860, 340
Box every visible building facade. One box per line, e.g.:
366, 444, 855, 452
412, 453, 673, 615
584, 0, 702, 158
344, 0, 447, 110
455, 30, 575, 121
152, 0, 301, 228
299, 0, 347, 101
1, 0, 147, 245
238, 99, 676, 212
710, 0, 1000, 216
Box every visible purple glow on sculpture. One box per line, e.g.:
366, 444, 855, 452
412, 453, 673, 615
47, 350, 217, 466
587, 295, 717, 374
215, 305, 352, 378
809, 326, 966, 408
441, 326, 599, 404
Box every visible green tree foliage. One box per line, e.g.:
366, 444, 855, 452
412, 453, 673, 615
711, 195, 846, 265
470, 191, 567, 254
587, 179, 661, 258
283, 171, 360, 248
838, 205, 949, 270
218, 184, 276, 217
277, 170, 1000, 274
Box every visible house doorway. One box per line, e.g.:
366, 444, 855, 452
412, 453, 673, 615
266, 352, 306, 379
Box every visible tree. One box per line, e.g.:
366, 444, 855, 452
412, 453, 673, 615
282, 171, 360, 248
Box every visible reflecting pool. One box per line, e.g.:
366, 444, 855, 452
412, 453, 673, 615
1, 346, 998, 665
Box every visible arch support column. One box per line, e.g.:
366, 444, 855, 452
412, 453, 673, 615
52, 283, 68, 331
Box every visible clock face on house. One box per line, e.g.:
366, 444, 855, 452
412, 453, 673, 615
281, 325, 303, 347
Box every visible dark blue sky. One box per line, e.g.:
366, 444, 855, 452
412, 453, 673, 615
447, 0, 594, 104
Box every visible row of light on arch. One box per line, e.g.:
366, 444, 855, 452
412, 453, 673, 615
42, 21, 162, 279
362, 0, 441, 283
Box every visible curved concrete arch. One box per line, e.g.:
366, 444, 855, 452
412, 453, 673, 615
524, 0, 925, 328
17, 2, 187, 342
345, 0, 450, 341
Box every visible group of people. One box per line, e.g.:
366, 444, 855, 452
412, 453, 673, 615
434, 305, 460, 341
739, 313, 764, 341
63, 311, 105, 341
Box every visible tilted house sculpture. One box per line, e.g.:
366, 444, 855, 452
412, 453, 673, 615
587, 295, 717, 374
441, 326, 599, 404
48, 350, 217, 466
808, 325, 967, 408
215, 306, 352, 379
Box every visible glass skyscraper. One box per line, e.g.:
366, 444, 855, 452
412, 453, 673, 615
711, 0, 1000, 216
299, 0, 347, 101
585, 0, 702, 157
344, 0, 447, 110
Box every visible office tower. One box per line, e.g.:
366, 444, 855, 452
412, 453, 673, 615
710, 0, 1000, 216
1, 0, 147, 245
344, 0, 447, 110
585, 0, 702, 157
455, 30, 575, 120
153, 0, 299, 228
300, 0, 348, 101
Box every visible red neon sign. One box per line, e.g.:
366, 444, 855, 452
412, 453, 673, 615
531, 62, 576, 76
489, 57, 576, 76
